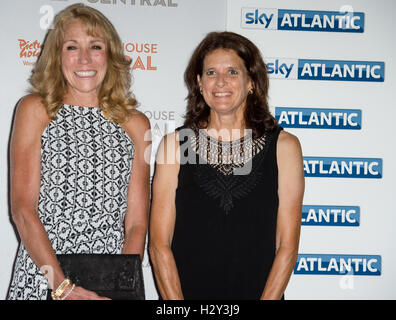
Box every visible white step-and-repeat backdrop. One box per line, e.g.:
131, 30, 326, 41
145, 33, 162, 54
1, 0, 395, 299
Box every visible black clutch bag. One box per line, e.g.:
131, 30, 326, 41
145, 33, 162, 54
47, 254, 145, 300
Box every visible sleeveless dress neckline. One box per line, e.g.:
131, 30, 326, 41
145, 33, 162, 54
63, 104, 100, 109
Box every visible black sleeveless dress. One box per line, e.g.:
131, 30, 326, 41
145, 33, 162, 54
172, 126, 283, 300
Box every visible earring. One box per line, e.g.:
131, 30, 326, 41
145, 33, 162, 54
248, 88, 254, 95
199, 88, 203, 95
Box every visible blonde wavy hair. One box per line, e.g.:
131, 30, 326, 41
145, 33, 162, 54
30, 3, 137, 123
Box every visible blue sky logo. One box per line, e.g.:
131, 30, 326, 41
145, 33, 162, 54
275, 107, 362, 129
302, 205, 360, 226
294, 254, 381, 275
243, 8, 276, 28
266, 58, 297, 79
241, 8, 364, 33
303, 157, 382, 178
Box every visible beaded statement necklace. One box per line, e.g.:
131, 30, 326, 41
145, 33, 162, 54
190, 129, 267, 175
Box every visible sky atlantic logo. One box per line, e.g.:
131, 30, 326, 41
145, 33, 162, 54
294, 254, 381, 276
241, 8, 364, 33
303, 157, 382, 178
265, 58, 384, 82
275, 107, 362, 129
302, 205, 360, 226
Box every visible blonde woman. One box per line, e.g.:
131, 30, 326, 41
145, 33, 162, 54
7, 3, 150, 300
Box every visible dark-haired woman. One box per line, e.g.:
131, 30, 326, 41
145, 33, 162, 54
149, 32, 304, 300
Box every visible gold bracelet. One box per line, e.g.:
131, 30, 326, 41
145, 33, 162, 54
61, 283, 75, 300
51, 278, 71, 300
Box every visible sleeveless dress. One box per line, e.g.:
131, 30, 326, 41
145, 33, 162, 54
172, 126, 283, 299
7, 105, 134, 300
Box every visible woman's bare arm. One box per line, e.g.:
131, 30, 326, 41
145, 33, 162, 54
149, 132, 184, 300
10, 94, 67, 290
121, 111, 151, 259
260, 130, 304, 300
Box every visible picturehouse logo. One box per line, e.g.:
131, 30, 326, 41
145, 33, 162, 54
143, 109, 176, 139
18, 39, 42, 66
266, 58, 384, 82
241, 8, 364, 33
275, 107, 362, 129
123, 42, 159, 71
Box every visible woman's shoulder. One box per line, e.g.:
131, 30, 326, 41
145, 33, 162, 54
121, 109, 151, 140
277, 129, 302, 158
125, 109, 150, 130
11, 94, 51, 143
155, 131, 180, 167
278, 129, 299, 144
17, 93, 44, 110
15, 94, 50, 124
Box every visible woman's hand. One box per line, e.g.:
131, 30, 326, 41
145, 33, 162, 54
62, 285, 111, 300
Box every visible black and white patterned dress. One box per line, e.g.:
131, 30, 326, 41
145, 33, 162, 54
7, 105, 134, 300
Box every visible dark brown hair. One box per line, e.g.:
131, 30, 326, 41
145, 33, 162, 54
184, 31, 278, 138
